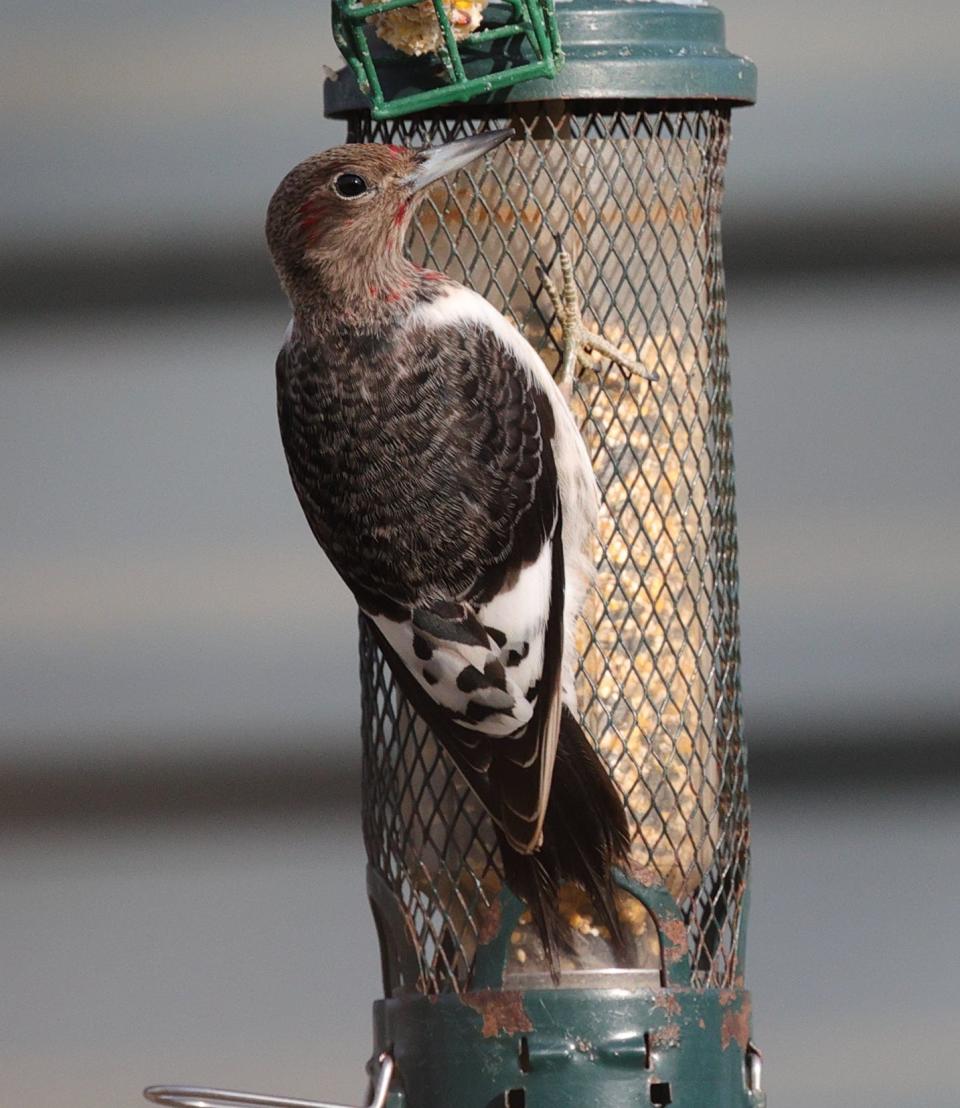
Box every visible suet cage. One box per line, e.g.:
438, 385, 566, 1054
332, 0, 562, 120
327, 2, 760, 1106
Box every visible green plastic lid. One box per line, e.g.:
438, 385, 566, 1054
324, 0, 757, 119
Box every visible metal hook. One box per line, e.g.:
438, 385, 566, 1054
745, 1040, 763, 1093
143, 1052, 394, 1108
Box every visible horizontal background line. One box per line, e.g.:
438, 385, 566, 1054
3, 718, 956, 830
3, 207, 958, 320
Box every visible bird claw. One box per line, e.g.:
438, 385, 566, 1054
538, 239, 659, 389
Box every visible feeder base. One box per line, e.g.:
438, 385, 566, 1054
369, 986, 763, 1108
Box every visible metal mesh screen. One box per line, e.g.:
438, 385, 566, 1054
351, 104, 748, 995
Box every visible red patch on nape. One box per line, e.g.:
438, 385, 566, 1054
393, 201, 408, 226
368, 285, 379, 297
387, 144, 406, 157
419, 267, 445, 281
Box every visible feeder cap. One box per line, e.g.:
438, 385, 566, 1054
325, 0, 757, 119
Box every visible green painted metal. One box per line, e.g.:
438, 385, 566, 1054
369, 987, 763, 1108
331, 0, 562, 120
325, 0, 757, 119
612, 867, 692, 989
470, 889, 527, 992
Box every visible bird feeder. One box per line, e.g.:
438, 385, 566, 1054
325, 3, 760, 1105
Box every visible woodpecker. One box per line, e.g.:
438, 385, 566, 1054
266, 130, 653, 968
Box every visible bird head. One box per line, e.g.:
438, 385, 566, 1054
266, 129, 513, 307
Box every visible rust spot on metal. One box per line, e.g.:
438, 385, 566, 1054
718, 989, 737, 1008
464, 989, 533, 1039
721, 996, 752, 1052
698, 1018, 706, 1030
476, 899, 502, 945
661, 919, 687, 963
651, 1023, 681, 1050
628, 862, 662, 888
652, 991, 681, 1017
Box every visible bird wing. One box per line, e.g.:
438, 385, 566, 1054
277, 307, 573, 853
368, 497, 565, 854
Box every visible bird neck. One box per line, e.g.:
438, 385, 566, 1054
288, 247, 424, 336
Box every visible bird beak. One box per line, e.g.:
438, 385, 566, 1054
403, 129, 513, 192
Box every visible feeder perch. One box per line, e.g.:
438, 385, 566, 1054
326, 1, 760, 1105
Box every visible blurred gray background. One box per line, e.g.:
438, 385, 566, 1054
2, 1, 958, 1105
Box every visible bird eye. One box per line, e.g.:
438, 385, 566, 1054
333, 173, 369, 199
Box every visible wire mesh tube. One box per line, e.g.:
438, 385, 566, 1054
352, 104, 748, 996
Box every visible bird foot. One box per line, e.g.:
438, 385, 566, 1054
537, 235, 659, 393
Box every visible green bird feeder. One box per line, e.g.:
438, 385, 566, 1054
330, 2, 759, 1106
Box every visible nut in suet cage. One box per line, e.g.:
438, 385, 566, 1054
331, 0, 562, 119
367, 0, 491, 56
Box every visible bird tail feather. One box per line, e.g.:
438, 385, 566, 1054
496, 704, 631, 980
